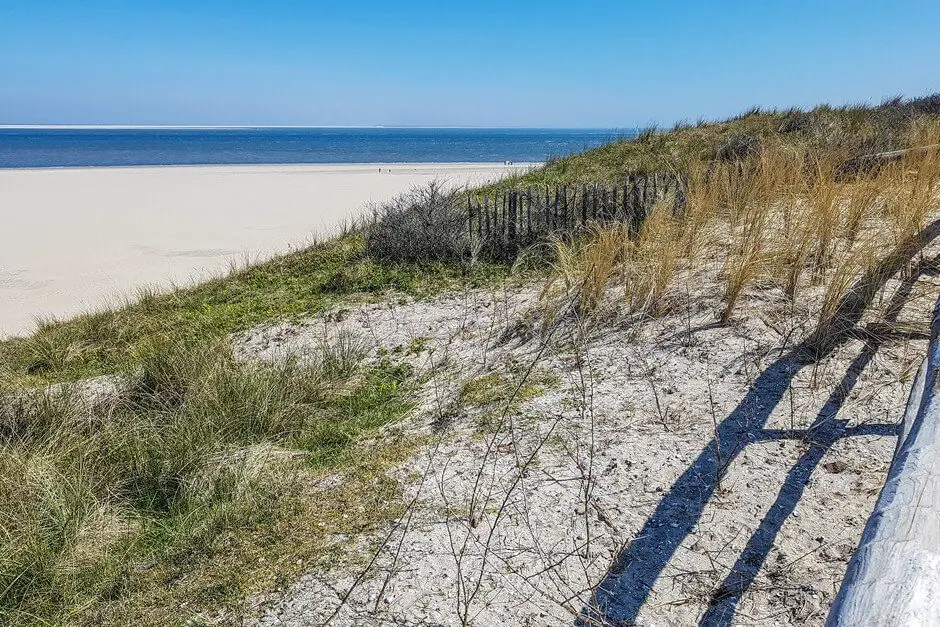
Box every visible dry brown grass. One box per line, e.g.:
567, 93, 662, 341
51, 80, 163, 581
540, 198, 685, 322
625, 200, 684, 314
542, 130, 940, 331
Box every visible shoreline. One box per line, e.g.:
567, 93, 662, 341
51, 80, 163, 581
0, 162, 517, 338
0, 161, 540, 173
0, 125, 614, 129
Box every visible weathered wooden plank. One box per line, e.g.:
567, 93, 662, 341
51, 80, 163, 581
622, 177, 630, 220
581, 184, 588, 227
467, 195, 474, 248
562, 185, 569, 231
630, 177, 641, 234
607, 184, 620, 222
592, 184, 599, 221
544, 185, 550, 230
508, 191, 517, 245
483, 197, 490, 240
827, 295, 940, 626
837, 144, 940, 180
492, 193, 498, 242
526, 187, 533, 238
553, 185, 559, 229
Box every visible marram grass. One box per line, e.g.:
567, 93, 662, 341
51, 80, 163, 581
0, 332, 415, 625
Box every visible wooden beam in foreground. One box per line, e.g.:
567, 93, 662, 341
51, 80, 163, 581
827, 295, 940, 626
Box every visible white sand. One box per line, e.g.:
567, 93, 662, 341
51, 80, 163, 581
239, 256, 938, 626
0, 163, 524, 338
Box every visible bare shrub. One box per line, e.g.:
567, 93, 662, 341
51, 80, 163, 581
714, 134, 761, 162
909, 93, 940, 116
365, 180, 471, 263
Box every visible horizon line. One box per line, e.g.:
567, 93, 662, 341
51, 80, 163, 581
0, 124, 637, 131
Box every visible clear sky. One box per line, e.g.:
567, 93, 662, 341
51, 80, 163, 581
1, 1, 938, 127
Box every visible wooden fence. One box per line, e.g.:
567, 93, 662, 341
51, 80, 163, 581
468, 172, 685, 259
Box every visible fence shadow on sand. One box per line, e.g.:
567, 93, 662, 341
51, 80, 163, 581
580, 219, 940, 626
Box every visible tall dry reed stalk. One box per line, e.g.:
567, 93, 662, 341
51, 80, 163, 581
805, 159, 843, 277
680, 163, 720, 262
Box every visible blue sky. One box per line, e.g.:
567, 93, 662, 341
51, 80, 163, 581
1, 1, 938, 127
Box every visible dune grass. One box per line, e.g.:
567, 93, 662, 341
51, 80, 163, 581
540, 119, 940, 330
0, 329, 419, 625
0, 229, 515, 624
484, 96, 940, 190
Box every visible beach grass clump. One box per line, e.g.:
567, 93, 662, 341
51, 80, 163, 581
538, 196, 686, 324
537, 118, 940, 332
0, 329, 416, 624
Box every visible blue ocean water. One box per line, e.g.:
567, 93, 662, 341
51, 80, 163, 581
0, 127, 632, 168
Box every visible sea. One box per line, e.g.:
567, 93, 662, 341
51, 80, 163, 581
0, 127, 633, 168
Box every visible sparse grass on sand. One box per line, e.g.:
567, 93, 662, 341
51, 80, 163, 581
540, 117, 940, 339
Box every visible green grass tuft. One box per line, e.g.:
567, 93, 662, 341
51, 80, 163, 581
0, 331, 416, 625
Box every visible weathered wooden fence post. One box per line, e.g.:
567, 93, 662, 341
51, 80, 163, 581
592, 184, 599, 221
526, 187, 533, 239
551, 185, 558, 229
467, 195, 474, 249
507, 191, 517, 250
493, 192, 499, 242
562, 185, 570, 232
674, 175, 687, 216
581, 184, 588, 228
483, 196, 491, 246
621, 177, 628, 220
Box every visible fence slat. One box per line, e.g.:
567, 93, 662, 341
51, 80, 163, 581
526, 187, 533, 239
508, 191, 517, 246
562, 186, 569, 232
581, 184, 588, 228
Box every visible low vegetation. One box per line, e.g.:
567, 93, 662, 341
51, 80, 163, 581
365, 180, 474, 264
459, 367, 560, 433
487, 94, 940, 189
0, 233, 509, 624
1, 94, 939, 624
0, 329, 418, 624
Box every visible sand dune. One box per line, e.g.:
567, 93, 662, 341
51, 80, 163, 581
0, 163, 522, 338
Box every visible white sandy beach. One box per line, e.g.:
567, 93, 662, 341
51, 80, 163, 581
0, 163, 523, 338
